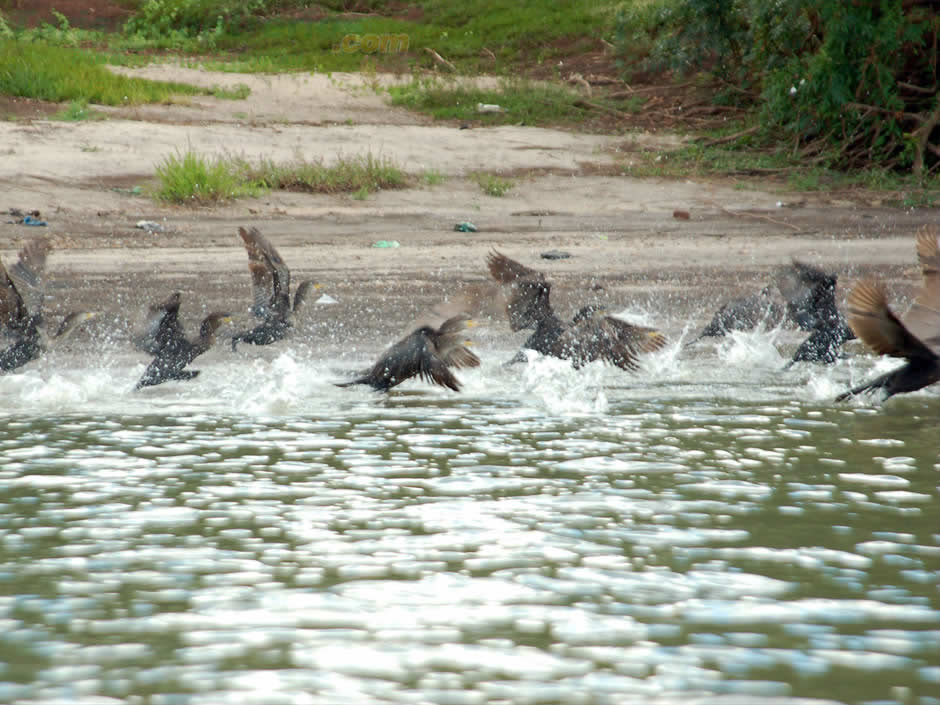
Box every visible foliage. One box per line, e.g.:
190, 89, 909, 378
154, 150, 263, 203
123, 0, 266, 42
614, 0, 940, 174
472, 172, 513, 197
388, 77, 588, 126
153, 151, 407, 204
0, 40, 201, 104
247, 153, 407, 194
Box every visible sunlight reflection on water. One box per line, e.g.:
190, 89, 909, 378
0, 341, 938, 704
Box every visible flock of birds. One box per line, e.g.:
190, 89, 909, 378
1, 224, 938, 401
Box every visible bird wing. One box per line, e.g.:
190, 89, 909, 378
239, 226, 291, 318
292, 279, 318, 312
903, 224, 940, 351
133, 292, 184, 355
1, 238, 50, 331
847, 280, 936, 361
0, 254, 27, 335
358, 330, 461, 391
551, 315, 667, 371
775, 259, 838, 330
486, 250, 553, 331
432, 314, 482, 369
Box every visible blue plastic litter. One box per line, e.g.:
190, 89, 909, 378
22, 215, 47, 226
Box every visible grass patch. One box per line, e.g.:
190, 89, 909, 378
209, 83, 251, 100
154, 151, 408, 204
1, 1, 622, 76
388, 77, 592, 126
53, 100, 102, 121
616, 132, 940, 205
154, 151, 263, 204
0, 40, 202, 104
249, 153, 407, 195
421, 169, 446, 186
472, 172, 514, 197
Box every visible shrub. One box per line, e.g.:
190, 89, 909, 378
614, 0, 940, 174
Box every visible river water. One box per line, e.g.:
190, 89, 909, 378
1, 331, 937, 705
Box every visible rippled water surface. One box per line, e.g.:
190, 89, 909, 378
1, 338, 938, 705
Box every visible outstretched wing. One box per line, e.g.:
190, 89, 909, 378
775, 259, 838, 330
552, 315, 667, 371
349, 329, 462, 391
133, 292, 184, 355
902, 224, 940, 351
486, 250, 553, 331
238, 226, 291, 319
846, 280, 935, 361
434, 314, 481, 369
0, 238, 50, 333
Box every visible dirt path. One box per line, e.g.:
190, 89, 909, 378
1, 67, 935, 359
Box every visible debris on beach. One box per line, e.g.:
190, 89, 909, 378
136, 220, 165, 233
454, 222, 477, 232
541, 250, 571, 260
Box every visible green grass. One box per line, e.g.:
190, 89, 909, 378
472, 172, 514, 197
421, 169, 446, 186
154, 151, 263, 204
53, 100, 102, 121
0, 40, 202, 104
1, 0, 622, 75
153, 151, 408, 204
388, 77, 595, 126
248, 153, 407, 195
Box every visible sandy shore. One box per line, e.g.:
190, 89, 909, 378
1, 67, 936, 360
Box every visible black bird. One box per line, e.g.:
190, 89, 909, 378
486, 250, 667, 369
0, 238, 99, 372
775, 259, 855, 365
336, 314, 480, 392
231, 226, 319, 350
134, 291, 231, 389
689, 285, 785, 345
837, 225, 940, 401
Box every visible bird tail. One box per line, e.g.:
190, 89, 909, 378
835, 372, 890, 402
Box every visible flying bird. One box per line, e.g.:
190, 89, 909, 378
336, 314, 480, 392
134, 291, 231, 389
231, 226, 319, 350
775, 259, 854, 365
837, 225, 940, 401
486, 250, 666, 369
0, 238, 99, 372
689, 285, 785, 345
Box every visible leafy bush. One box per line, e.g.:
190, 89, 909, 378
124, 0, 267, 41
614, 0, 940, 174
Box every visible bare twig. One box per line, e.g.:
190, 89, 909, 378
911, 92, 940, 176
424, 48, 457, 73
699, 125, 760, 147
704, 200, 803, 232
481, 47, 496, 61
572, 99, 634, 120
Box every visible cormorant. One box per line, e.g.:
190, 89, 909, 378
486, 250, 667, 369
231, 226, 319, 350
336, 314, 480, 392
134, 291, 231, 389
689, 285, 785, 345
836, 225, 940, 401
775, 259, 855, 365
0, 238, 99, 372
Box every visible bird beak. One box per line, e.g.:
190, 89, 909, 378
85, 311, 102, 321
464, 319, 479, 328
